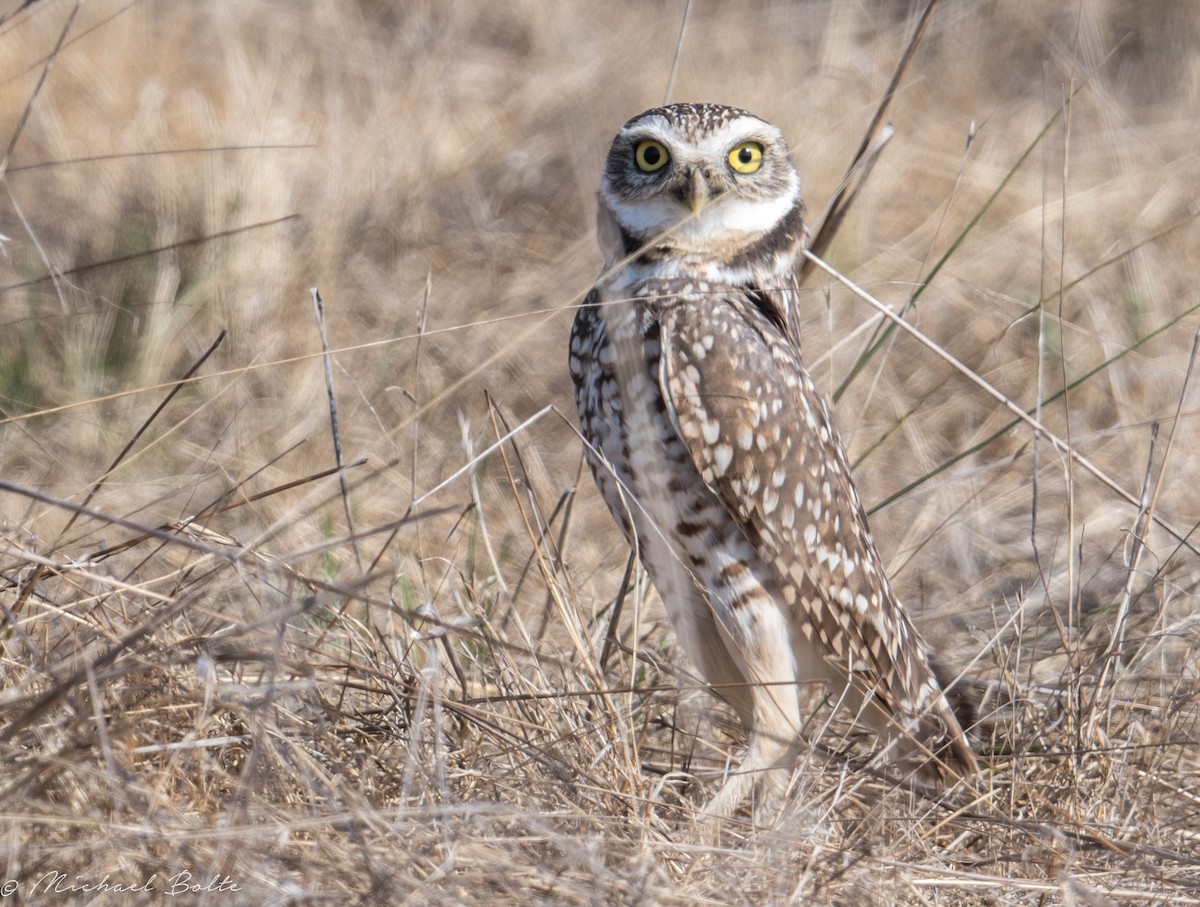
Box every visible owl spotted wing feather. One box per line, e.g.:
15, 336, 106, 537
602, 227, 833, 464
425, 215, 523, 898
658, 285, 977, 778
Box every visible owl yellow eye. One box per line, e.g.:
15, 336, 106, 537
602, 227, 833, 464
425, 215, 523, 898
728, 142, 764, 173
634, 140, 669, 172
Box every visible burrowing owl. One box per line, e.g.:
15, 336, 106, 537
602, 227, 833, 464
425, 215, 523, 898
569, 103, 977, 819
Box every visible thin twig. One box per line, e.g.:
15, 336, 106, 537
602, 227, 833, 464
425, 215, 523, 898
599, 550, 637, 674
0, 214, 300, 294
311, 288, 362, 574
0, 2, 77, 175
6, 144, 315, 173
1103, 328, 1200, 664
1097, 420, 1158, 685
83, 454, 366, 564
661, 0, 694, 106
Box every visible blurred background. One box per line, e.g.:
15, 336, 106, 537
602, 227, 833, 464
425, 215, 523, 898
2, 1, 1198, 902
3, 0, 1198, 603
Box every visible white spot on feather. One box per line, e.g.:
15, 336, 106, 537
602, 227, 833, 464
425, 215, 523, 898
763, 487, 778, 514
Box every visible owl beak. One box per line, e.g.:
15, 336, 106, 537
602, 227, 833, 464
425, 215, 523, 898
686, 169, 710, 214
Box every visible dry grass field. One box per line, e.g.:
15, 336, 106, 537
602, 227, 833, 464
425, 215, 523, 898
1, 0, 1199, 903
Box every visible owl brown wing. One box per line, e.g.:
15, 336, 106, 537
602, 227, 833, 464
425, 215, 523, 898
657, 288, 975, 773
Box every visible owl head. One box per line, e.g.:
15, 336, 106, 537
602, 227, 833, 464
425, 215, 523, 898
597, 103, 803, 265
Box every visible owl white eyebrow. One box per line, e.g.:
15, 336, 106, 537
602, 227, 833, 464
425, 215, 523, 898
619, 118, 674, 148
689, 126, 775, 161
623, 120, 777, 166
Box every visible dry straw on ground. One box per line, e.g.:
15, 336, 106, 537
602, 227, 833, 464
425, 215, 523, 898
1, 1, 1198, 904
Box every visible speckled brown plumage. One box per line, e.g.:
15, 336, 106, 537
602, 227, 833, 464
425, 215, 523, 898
570, 103, 976, 820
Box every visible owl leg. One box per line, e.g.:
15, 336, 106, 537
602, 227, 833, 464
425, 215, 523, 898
701, 721, 795, 828
700, 595, 802, 827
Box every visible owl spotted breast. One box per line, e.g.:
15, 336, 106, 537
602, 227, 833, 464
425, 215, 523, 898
569, 103, 976, 820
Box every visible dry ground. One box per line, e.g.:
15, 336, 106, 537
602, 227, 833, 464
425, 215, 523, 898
1, 0, 1199, 904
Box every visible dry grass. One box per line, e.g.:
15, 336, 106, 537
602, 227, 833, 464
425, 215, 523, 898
1, 0, 1199, 903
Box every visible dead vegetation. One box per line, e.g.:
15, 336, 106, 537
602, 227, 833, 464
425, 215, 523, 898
1, 0, 1198, 903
